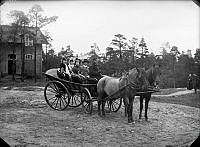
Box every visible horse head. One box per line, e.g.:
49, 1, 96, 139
149, 64, 161, 88
127, 67, 149, 91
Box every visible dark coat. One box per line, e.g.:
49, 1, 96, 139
89, 63, 101, 79
72, 65, 81, 74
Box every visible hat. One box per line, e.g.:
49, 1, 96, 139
62, 57, 67, 61
69, 58, 74, 62
74, 58, 81, 63
82, 59, 89, 63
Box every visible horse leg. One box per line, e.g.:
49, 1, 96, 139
139, 95, 144, 119
127, 97, 133, 123
97, 93, 103, 116
144, 94, 151, 121
130, 96, 134, 122
102, 100, 106, 117
123, 97, 128, 117
97, 99, 101, 116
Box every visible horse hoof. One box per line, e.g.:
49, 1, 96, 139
145, 117, 148, 121
102, 112, 106, 117
139, 115, 142, 119
128, 119, 133, 124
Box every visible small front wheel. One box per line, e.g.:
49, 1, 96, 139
81, 88, 93, 114
69, 93, 83, 107
107, 97, 122, 112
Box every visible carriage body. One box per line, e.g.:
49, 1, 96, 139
45, 68, 98, 97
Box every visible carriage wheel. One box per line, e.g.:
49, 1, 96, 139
69, 93, 83, 107
107, 97, 122, 112
82, 88, 93, 114
44, 81, 70, 110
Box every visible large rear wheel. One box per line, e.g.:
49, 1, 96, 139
44, 81, 70, 110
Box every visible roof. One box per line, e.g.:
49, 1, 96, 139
0, 25, 48, 44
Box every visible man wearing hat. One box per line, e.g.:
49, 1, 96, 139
72, 58, 81, 74
71, 58, 85, 83
81, 59, 89, 77
88, 58, 102, 80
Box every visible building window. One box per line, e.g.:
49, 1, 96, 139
8, 54, 16, 60
25, 54, 33, 60
24, 34, 33, 46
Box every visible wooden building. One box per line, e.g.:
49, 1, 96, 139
0, 25, 48, 78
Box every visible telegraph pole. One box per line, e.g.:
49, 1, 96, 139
21, 23, 25, 82
34, 14, 38, 83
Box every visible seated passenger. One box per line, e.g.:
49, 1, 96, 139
71, 58, 85, 83
81, 59, 89, 77
88, 58, 102, 81
58, 57, 71, 81
68, 58, 74, 74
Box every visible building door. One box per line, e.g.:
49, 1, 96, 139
8, 54, 16, 75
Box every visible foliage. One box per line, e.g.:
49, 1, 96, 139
28, 4, 58, 29
7, 5, 59, 76
137, 37, 149, 57
58, 45, 74, 58
194, 49, 200, 64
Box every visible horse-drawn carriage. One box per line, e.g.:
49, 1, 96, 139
44, 68, 123, 114
44, 67, 160, 119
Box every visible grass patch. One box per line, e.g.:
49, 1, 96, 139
153, 88, 187, 95
0, 79, 47, 88
152, 91, 200, 108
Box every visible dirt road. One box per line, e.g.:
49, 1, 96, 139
0, 86, 199, 147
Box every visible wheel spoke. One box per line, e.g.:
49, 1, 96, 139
48, 96, 57, 101
76, 97, 81, 103
60, 96, 66, 106
63, 95, 68, 104
85, 103, 89, 111
54, 98, 59, 109
74, 96, 78, 106
59, 97, 62, 109
51, 97, 58, 107
49, 84, 58, 93
113, 101, 119, 106
71, 95, 74, 105
46, 88, 57, 94
112, 103, 117, 110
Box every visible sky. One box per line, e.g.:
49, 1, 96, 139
1, 0, 199, 56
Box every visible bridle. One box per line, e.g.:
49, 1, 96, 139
121, 69, 144, 90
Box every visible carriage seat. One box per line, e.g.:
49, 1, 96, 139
57, 69, 71, 81
86, 77, 98, 84
57, 69, 98, 84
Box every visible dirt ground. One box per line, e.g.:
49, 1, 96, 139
0, 86, 199, 147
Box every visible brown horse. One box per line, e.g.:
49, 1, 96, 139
138, 64, 161, 120
187, 74, 200, 94
97, 68, 149, 123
